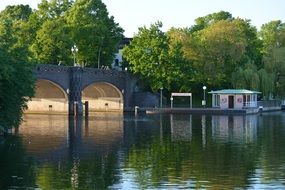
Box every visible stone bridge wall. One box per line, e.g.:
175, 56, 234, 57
33, 64, 136, 114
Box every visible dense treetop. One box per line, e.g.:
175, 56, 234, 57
123, 11, 285, 98
0, 0, 124, 67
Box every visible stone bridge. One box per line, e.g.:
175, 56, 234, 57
26, 64, 138, 115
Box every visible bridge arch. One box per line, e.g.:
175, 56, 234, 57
26, 79, 68, 113
82, 82, 123, 111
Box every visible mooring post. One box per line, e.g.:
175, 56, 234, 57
135, 106, 139, 116
84, 101, 89, 117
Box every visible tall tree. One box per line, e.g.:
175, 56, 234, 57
30, 0, 123, 66
0, 5, 35, 132
31, 17, 72, 64
259, 20, 285, 55
0, 5, 34, 61
259, 20, 285, 98
30, 0, 73, 64
188, 20, 247, 88
0, 34, 34, 132
65, 0, 123, 67
232, 18, 263, 67
123, 22, 189, 92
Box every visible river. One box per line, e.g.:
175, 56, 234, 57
0, 112, 285, 189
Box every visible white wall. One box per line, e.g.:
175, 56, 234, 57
235, 95, 243, 109
27, 98, 68, 113
83, 98, 123, 111
220, 95, 228, 109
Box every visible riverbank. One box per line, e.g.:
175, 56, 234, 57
126, 106, 282, 115
22, 106, 282, 116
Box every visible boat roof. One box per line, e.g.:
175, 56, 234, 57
208, 89, 261, 94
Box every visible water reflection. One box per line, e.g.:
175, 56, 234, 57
169, 114, 258, 145
211, 115, 258, 143
1, 113, 285, 189
0, 136, 36, 189
170, 114, 192, 141
20, 114, 123, 159
18, 113, 124, 189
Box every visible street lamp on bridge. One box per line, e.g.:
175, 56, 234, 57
71, 45, 78, 67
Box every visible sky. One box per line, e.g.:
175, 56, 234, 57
1, 0, 285, 37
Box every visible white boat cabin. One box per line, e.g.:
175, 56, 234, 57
209, 89, 261, 109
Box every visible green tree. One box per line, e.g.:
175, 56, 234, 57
0, 7, 35, 131
0, 47, 34, 132
31, 17, 72, 64
0, 5, 34, 61
259, 20, 285, 55
231, 61, 260, 90
259, 20, 285, 98
30, 0, 123, 66
30, 0, 73, 64
123, 22, 189, 92
65, 0, 123, 67
232, 18, 263, 67
264, 47, 285, 98
0, 4, 32, 21
167, 28, 194, 92
189, 20, 247, 88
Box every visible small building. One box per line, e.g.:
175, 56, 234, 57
111, 37, 133, 70
209, 89, 261, 109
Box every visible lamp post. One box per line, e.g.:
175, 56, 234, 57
71, 45, 78, 66
160, 87, 163, 108
97, 37, 104, 69
203, 86, 207, 108
170, 97, 173, 108
97, 46, 102, 69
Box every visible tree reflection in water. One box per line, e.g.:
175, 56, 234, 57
1, 112, 285, 189
0, 136, 36, 189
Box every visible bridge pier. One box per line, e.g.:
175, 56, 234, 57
69, 67, 83, 116
69, 101, 83, 116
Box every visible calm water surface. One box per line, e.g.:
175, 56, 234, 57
1, 112, 285, 189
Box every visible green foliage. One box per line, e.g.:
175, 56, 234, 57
29, 0, 124, 66
0, 4, 32, 21
258, 69, 275, 98
232, 18, 263, 67
259, 20, 285, 55
0, 136, 36, 188
0, 47, 35, 130
0, 0, 125, 66
0, 8, 35, 130
65, 0, 124, 67
0, 5, 34, 61
189, 11, 233, 33
181, 19, 250, 88
263, 47, 285, 97
124, 11, 281, 98
31, 17, 72, 64
123, 22, 190, 92
231, 62, 260, 90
